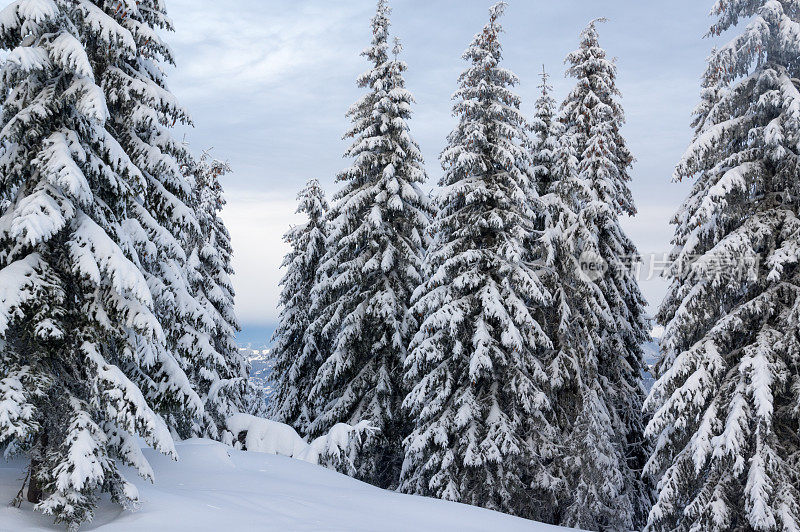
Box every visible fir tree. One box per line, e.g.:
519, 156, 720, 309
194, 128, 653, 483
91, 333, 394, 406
0, 1, 202, 528
181, 153, 265, 442
270, 179, 329, 436
536, 103, 606, 528
530, 67, 560, 198
554, 18, 652, 530
646, 2, 800, 530
307, 0, 431, 488
400, 3, 556, 519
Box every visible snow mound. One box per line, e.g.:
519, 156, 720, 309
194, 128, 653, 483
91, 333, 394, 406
0, 439, 569, 531
226, 413, 374, 465
228, 414, 309, 459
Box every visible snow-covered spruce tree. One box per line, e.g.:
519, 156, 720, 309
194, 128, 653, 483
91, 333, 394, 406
306, 0, 431, 488
646, 2, 800, 530
0, 1, 203, 529
269, 179, 329, 436
400, 3, 556, 519
534, 103, 605, 527
532, 64, 638, 529
530, 67, 560, 198
180, 153, 266, 442
554, 18, 652, 530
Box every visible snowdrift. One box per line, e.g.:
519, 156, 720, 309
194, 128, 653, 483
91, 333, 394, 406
227, 413, 373, 465
0, 438, 569, 531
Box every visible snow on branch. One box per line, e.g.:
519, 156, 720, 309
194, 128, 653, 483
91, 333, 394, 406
0, 253, 46, 336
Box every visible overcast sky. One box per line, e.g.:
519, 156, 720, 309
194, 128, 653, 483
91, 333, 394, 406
164, 0, 724, 329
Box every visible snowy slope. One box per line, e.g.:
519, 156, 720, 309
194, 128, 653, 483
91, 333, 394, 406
0, 439, 570, 531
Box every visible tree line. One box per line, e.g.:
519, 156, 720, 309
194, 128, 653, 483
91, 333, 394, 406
0, 0, 798, 531
271, 1, 800, 531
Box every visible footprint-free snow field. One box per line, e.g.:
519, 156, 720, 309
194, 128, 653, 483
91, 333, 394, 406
0, 439, 569, 531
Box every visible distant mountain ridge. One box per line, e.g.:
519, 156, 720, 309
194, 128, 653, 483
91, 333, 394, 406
642, 327, 663, 390
236, 324, 276, 350
240, 347, 275, 402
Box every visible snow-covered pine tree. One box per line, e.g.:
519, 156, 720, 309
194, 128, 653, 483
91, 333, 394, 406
269, 179, 329, 436
530, 67, 560, 198
400, 3, 556, 520
554, 18, 652, 530
0, 1, 202, 528
181, 153, 265, 442
646, 2, 800, 530
533, 90, 605, 527
306, 0, 431, 488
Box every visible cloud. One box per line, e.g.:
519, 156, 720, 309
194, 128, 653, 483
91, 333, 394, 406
162, 0, 721, 328
167, 0, 369, 100
222, 191, 301, 325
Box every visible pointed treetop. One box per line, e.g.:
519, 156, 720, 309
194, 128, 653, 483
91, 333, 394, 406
392, 36, 402, 58
566, 17, 614, 73
585, 16, 609, 31
376, 0, 391, 15
462, 1, 511, 70
296, 178, 329, 217
538, 65, 551, 95
362, 0, 392, 65
533, 65, 556, 128
531, 65, 560, 197
372, 0, 392, 39
570, 17, 609, 58
581, 17, 608, 40
489, 1, 508, 20
485, 1, 507, 40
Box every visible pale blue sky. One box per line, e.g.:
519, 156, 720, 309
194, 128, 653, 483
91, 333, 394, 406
164, 0, 724, 329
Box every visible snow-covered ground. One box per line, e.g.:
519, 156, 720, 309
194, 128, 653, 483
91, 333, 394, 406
0, 439, 569, 531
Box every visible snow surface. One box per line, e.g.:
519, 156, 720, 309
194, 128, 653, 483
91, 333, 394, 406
0, 439, 569, 531
227, 413, 374, 467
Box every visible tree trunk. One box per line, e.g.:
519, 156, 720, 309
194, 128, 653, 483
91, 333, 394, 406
26, 459, 43, 504
27, 432, 47, 504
